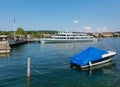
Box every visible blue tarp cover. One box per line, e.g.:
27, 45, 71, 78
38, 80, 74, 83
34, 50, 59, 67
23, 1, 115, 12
70, 47, 108, 66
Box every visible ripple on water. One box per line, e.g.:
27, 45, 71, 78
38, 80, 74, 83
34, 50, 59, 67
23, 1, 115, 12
0, 38, 119, 87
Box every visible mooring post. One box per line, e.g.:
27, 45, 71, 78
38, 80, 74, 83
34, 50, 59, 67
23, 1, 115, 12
27, 56, 30, 78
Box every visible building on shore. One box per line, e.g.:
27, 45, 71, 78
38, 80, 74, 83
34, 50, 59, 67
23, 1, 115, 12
113, 32, 120, 37
27, 34, 34, 42
99, 32, 113, 37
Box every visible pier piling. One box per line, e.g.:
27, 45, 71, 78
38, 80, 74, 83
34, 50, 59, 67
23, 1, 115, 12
27, 57, 30, 78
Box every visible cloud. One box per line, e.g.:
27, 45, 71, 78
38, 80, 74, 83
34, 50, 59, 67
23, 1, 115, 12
97, 27, 107, 32
73, 20, 80, 24
75, 28, 80, 31
102, 27, 107, 32
83, 26, 92, 32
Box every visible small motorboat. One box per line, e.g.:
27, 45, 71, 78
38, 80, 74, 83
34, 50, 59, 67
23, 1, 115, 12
70, 47, 116, 69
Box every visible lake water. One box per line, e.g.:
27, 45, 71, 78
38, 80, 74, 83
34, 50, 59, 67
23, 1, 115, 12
0, 38, 120, 87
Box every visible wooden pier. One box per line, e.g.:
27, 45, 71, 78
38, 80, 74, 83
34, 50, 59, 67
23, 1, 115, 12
0, 35, 11, 54
9, 40, 28, 47
0, 41, 11, 54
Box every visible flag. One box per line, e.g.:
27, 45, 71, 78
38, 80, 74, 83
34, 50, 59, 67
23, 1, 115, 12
14, 16, 16, 24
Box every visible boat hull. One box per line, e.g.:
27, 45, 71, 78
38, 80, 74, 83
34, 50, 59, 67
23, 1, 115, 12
40, 38, 97, 43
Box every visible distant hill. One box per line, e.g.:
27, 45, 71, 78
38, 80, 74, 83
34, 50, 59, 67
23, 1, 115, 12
26, 30, 58, 34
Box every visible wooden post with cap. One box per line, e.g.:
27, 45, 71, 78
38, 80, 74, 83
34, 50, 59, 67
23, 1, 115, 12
27, 56, 30, 78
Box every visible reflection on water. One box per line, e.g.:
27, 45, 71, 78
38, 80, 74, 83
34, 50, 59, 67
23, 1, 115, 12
40, 42, 97, 51
0, 53, 10, 57
40, 42, 98, 58
27, 78, 31, 87
71, 61, 116, 76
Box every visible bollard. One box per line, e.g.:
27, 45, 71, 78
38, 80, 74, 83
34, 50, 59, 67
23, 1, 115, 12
27, 57, 30, 78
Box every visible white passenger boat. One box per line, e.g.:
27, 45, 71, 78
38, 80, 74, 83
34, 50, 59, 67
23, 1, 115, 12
40, 32, 97, 43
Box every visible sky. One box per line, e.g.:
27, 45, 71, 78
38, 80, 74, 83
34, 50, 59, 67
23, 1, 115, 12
0, 0, 120, 32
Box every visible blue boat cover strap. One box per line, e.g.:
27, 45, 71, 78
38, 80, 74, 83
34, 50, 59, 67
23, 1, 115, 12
70, 47, 108, 66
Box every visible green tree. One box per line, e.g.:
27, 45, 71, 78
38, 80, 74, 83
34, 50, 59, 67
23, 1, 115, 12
16, 27, 27, 36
